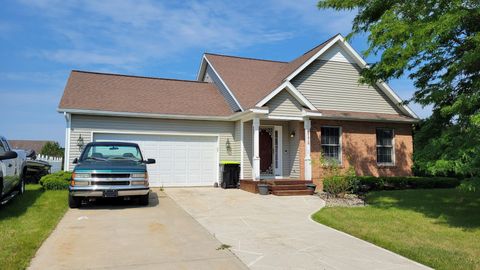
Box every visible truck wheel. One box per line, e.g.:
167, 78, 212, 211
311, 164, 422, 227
139, 193, 149, 206
16, 179, 25, 195
68, 194, 81, 208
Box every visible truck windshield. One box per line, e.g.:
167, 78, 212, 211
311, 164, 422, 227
81, 145, 143, 161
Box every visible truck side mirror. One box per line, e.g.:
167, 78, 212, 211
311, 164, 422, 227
72, 158, 78, 164
145, 158, 156, 164
0, 151, 18, 161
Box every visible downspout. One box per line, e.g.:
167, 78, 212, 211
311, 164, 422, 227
63, 112, 71, 171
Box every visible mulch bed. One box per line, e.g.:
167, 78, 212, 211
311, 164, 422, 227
317, 192, 367, 207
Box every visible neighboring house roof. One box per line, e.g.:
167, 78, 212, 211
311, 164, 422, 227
59, 71, 233, 117
8, 140, 53, 153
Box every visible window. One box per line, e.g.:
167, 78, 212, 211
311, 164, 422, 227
80, 144, 143, 161
376, 128, 394, 164
321, 127, 341, 163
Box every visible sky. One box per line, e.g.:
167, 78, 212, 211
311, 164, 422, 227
0, 0, 431, 146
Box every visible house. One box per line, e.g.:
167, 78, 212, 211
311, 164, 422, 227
58, 34, 418, 189
9, 140, 54, 154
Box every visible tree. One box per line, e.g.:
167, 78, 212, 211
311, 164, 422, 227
40, 142, 64, 157
318, 0, 480, 176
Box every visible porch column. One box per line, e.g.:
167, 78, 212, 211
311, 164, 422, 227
304, 118, 312, 180
253, 117, 260, 180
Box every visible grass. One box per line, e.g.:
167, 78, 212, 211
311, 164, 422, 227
0, 185, 68, 270
312, 189, 480, 270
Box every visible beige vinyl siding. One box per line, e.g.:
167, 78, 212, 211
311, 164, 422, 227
242, 120, 253, 179
319, 43, 356, 63
266, 89, 304, 117
229, 120, 241, 162
288, 121, 301, 178
292, 60, 402, 114
67, 114, 239, 170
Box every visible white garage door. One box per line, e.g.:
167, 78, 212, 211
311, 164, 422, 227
93, 133, 218, 187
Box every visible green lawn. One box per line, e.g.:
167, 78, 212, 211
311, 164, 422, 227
312, 189, 480, 270
0, 185, 68, 270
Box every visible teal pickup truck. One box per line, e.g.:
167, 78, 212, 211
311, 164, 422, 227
69, 142, 155, 208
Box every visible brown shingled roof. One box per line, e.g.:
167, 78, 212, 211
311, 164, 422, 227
59, 71, 233, 117
205, 34, 339, 109
204, 53, 287, 110
8, 140, 54, 153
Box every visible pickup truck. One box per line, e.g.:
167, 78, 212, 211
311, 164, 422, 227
69, 141, 155, 208
0, 136, 27, 203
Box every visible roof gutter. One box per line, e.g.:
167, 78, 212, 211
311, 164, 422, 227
307, 114, 420, 123
57, 108, 264, 122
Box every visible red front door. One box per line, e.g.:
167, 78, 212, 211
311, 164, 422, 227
259, 128, 273, 175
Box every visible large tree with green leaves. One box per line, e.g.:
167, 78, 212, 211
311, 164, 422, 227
318, 0, 480, 176
40, 142, 64, 157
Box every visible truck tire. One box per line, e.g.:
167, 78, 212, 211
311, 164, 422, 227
15, 178, 25, 195
68, 194, 81, 208
139, 193, 149, 206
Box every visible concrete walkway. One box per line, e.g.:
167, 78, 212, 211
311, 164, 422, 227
166, 188, 431, 270
29, 190, 247, 270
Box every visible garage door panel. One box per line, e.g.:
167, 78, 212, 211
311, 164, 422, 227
94, 133, 218, 187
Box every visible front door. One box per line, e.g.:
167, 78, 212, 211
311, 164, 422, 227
259, 128, 274, 177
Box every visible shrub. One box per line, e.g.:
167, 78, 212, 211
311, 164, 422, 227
354, 176, 460, 192
322, 166, 356, 197
458, 177, 480, 193
323, 175, 354, 197
39, 171, 72, 190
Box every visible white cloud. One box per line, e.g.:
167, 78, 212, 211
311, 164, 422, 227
18, 0, 296, 69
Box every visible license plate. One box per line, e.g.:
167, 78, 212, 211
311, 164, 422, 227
103, 190, 118, 197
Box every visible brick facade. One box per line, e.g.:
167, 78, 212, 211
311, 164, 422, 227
303, 120, 413, 190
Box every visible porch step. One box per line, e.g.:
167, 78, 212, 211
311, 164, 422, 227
271, 189, 314, 196
269, 184, 309, 191
265, 180, 313, 185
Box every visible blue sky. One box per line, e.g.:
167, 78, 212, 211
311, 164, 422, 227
0, 0, 431, 146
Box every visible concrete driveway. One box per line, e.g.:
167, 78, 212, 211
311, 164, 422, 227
29, 190, 246, 270
166, 188, 431, 270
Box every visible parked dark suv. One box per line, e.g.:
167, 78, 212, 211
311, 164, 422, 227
69, 142, 155, 208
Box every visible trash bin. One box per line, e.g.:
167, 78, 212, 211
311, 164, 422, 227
220, 161, 240, 189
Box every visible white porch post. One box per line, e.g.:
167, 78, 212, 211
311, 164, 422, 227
253, 117, 261, 180
304, 118, 312, 180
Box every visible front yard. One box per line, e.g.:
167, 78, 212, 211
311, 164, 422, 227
312, 189, 480, 270
0, 185, 68, 270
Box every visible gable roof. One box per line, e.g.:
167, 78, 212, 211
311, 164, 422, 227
59, 35, 418, 121
203, 53, 287, 110
201, 35, 338, 111
58, 71, 233, 117
203, 34, 417, 119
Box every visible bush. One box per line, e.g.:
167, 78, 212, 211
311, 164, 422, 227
458, 177, 480, 193
322, 167, 357, 197
323, 175, 356, 197
354, 176, 460, 192
39, 171, 72, 190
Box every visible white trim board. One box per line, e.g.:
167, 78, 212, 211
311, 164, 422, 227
202, 55, 244, 112
256, 81, 316, 110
